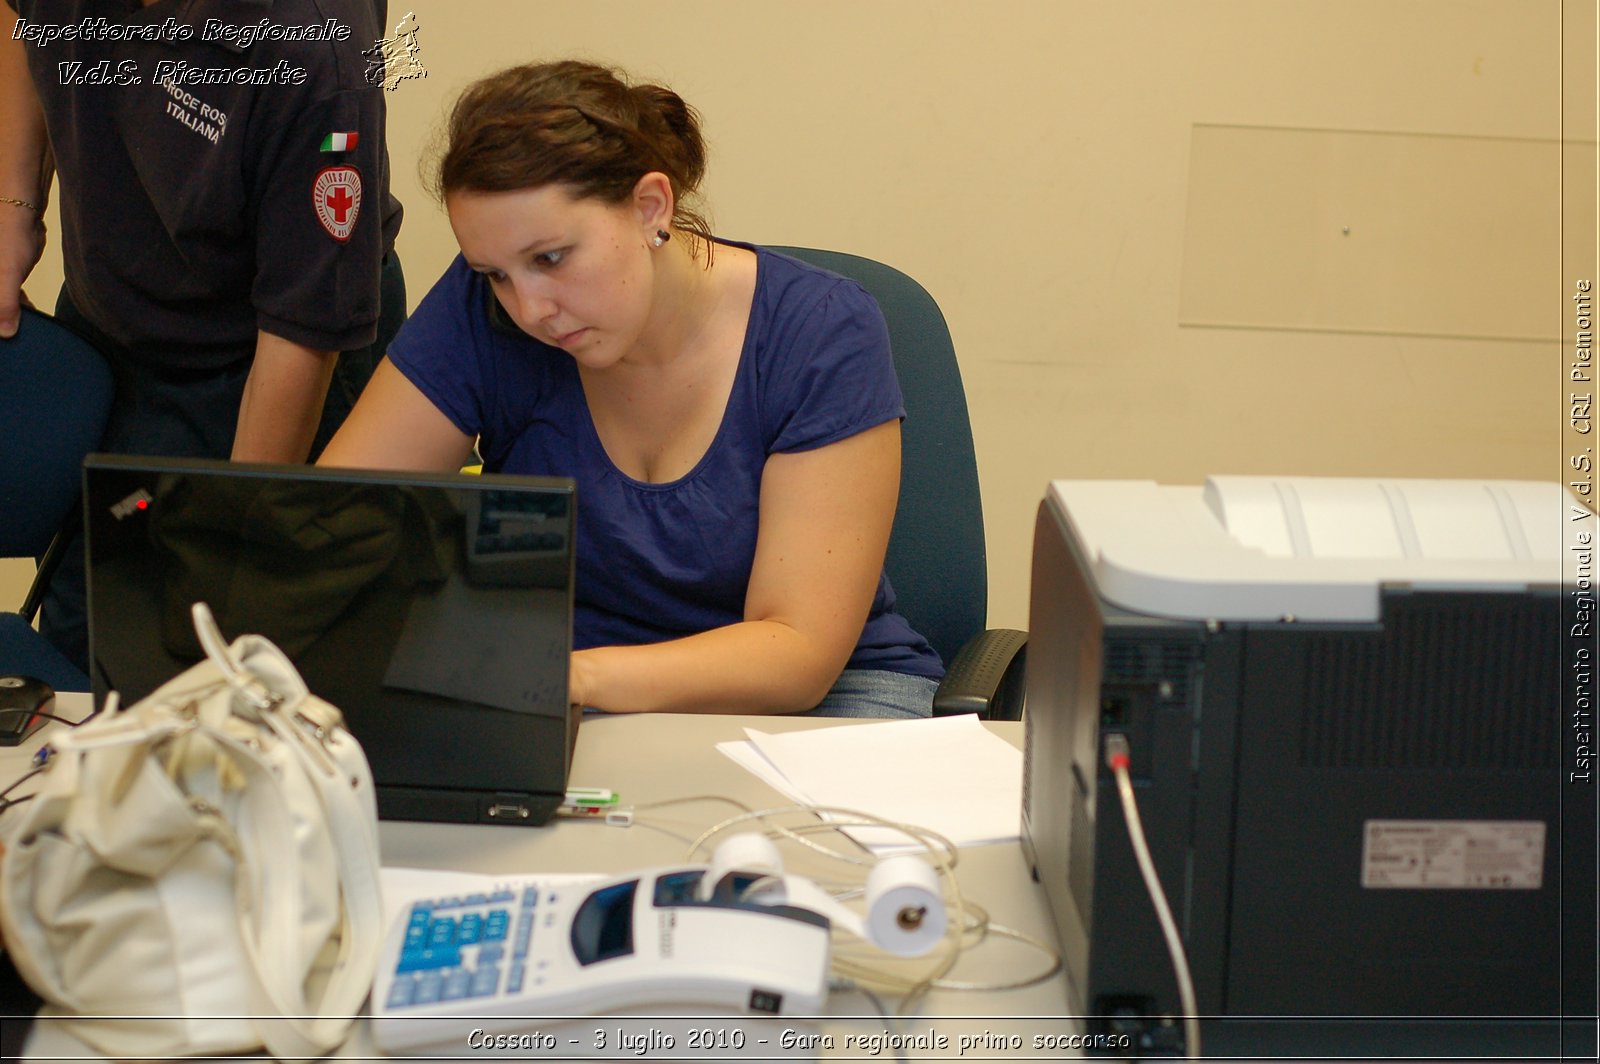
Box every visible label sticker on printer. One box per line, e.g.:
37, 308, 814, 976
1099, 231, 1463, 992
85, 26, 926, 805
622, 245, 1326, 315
1361, 820, 1544, 889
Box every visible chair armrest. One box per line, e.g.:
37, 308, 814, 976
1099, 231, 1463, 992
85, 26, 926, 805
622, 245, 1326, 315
20, 520, 74, 623
932, 628, 1027, 720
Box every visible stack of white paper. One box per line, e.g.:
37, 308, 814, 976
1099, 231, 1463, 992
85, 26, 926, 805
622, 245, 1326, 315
716, 715, 1024, 855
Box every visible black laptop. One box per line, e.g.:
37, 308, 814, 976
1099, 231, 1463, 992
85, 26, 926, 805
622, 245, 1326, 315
83, 455, 577, 826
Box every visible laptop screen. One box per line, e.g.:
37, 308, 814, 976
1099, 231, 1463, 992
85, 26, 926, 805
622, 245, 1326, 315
83, 455, 577, 826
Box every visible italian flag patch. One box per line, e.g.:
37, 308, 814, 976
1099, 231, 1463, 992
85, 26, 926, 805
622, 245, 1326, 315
320, 131, 360, 152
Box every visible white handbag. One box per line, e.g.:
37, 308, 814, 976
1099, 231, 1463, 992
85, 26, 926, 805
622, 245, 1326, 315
0, 603, 383, 1058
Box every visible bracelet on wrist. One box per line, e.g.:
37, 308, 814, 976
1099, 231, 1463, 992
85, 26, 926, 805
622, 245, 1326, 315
1, 196, 41, 213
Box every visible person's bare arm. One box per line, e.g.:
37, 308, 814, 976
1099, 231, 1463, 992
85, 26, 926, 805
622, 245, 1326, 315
0, 6, 50, 338
317, 357, 477, 471
230, 330, 339, 463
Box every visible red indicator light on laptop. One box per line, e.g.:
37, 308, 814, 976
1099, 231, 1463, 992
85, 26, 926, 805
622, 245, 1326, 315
110, 489, 154, 520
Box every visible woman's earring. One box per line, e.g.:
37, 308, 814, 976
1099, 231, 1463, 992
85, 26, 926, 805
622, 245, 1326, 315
653, 229, 670, 248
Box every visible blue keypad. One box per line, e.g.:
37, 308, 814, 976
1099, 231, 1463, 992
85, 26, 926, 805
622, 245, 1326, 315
484, 910, 510, 942
388, 889, 540, 1010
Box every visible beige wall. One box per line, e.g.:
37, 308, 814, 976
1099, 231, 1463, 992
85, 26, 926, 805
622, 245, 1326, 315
9, 0, 1594, 631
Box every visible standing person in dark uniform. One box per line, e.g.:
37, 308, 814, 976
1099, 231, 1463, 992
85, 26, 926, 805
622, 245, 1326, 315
0, 0, 405, 674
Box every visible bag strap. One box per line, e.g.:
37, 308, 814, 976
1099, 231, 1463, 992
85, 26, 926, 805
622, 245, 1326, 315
191, 604, 382, 1058
213, 721, 380, 1059
193, 602, 277, 712
262, 707, 383, 1035
199, 725, 330, 1059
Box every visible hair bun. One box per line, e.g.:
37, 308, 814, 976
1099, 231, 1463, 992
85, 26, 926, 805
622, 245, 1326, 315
630, 83, 707, 190
434, 60, 714, 253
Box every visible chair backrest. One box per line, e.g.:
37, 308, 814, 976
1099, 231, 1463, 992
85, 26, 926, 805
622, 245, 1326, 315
770, 247, 986, 668
0, 307, 115, 558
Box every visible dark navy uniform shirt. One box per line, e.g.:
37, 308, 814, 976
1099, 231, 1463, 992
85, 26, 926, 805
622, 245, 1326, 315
11, 0, 402, 368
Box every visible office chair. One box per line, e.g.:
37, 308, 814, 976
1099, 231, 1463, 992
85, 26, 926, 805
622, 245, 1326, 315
0, 306, 115, 692
771, 247, 1026, 719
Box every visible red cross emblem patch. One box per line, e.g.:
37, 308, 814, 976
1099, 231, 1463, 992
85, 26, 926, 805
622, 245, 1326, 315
312, 166, 363, 242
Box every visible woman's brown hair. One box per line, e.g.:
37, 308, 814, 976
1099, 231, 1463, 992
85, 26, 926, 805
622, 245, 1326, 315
431, 60, 713, 250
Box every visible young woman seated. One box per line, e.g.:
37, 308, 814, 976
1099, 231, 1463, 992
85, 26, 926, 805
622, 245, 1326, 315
320, 60, 943, 717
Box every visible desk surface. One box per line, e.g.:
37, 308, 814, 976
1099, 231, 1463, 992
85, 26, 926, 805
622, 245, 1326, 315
11, 704, 1081, 1061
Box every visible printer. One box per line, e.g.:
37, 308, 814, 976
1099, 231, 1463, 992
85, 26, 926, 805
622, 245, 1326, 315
1021, 476, 1596, 1058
